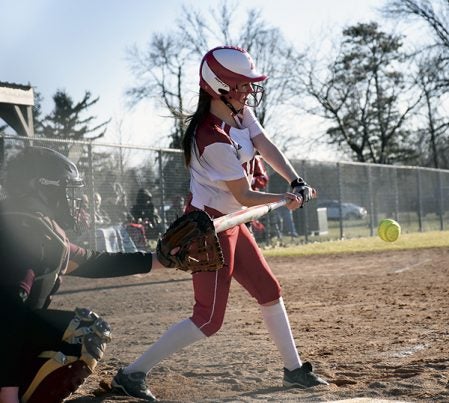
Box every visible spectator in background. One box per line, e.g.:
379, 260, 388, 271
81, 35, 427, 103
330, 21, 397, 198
124, 212, 148, 251
93, 192, 111, 226
251, 153, 269, 191
76, 193, 91, 232
279, 205, 299, 238
165, 195, 185, 224
130, 189, 162, 238
250, 154, 282, 240
103, 182, 129, 225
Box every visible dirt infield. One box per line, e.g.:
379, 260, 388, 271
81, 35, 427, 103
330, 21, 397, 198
58, 247, 449, 402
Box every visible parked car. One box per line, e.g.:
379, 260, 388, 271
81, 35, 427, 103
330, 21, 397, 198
317, 199, 368, 220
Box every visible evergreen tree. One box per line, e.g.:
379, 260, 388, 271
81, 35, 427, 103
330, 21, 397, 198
36, 90, 109, 141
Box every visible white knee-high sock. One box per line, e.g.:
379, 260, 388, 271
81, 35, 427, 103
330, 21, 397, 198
260, 297, 302, 371
125, 318, 206, 374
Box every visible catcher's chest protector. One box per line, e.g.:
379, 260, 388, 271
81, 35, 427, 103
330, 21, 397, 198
0, 211, 70, 309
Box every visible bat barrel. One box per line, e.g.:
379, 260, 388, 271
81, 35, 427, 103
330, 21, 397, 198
213, 199, 287, 233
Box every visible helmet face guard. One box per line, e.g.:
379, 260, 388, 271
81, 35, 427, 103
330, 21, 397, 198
5, 146, 85, 230
228, 84, 265, 107
199, 46, 267, 108
42, 181, 85, 231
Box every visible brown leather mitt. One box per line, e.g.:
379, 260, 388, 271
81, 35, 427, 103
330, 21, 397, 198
156, 210, 224, 273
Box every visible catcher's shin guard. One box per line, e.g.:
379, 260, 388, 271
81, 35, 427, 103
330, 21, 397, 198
62, 307, 112, 370
21, 307, 111, 403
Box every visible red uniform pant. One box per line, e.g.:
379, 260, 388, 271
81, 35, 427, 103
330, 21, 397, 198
187, 205, 282, 336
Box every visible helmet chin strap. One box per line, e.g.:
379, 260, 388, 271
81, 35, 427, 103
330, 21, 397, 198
220, 95, 243, 116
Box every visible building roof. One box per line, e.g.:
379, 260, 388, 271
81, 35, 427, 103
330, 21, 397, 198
0, 82, 35, 136
0, 81, 34, 106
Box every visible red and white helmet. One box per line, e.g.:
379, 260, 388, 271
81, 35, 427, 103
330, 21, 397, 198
199, 46, 267, 106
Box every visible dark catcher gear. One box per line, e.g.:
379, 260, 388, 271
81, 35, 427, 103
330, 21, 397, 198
0, 146, 148, 402
4, 146, 84, 230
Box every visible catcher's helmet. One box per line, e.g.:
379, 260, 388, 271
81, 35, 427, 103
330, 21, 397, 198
4, 146, 84, 229
199, 46, 267, 107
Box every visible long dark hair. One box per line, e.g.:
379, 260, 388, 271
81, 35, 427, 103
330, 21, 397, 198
182, 89, 211, 166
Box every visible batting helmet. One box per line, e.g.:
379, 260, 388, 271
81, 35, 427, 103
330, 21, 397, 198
199, 46, 267, 107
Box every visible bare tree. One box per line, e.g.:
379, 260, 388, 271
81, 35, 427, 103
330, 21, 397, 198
126, 2, 301, 149
414, 55, 449, 168
383, 0, 449, 167
383, 0, 449, 88
295, 22, 421, 164
126, 33, 191, 149
383, 0, 449, 46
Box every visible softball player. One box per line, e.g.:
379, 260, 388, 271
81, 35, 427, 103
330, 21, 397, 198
0, 147, 188, 403
113, 46, 328, 401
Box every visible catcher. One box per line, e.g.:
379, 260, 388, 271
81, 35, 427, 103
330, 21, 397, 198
0, 146, 223, 403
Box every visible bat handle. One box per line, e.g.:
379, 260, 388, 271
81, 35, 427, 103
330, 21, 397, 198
268, 199, 288, 211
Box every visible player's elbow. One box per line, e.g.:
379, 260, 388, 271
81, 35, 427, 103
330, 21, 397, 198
225, 178, 254, 206
233, 189, 265, 207
231, 189, 253, 206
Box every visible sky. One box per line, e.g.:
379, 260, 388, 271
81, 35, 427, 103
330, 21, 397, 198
1, 0, 400, 159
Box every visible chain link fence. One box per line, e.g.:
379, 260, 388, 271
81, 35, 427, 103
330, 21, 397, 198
1, 135, 448, 251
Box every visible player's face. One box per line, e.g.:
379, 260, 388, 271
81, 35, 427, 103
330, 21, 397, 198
236, 82, 253, 102
232, 82, 264, 107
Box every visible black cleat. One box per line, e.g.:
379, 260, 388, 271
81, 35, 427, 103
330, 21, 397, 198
283, 362, 329, 388
112, 368, 157, 401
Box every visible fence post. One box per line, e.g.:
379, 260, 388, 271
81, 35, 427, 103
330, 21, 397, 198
302, 160, 309, 243
393, 167, 399, 221
337, 162, 344, 239
437, 170, 444, 231
158, 149, 166, 232
119, 146, 124, 179
87, 142, 97, 250
0, 135, 4, 175
416, 168, 423, 232
367, 165, 374, 236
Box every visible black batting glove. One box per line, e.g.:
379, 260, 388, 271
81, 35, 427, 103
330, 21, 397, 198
290, 177, 315, 207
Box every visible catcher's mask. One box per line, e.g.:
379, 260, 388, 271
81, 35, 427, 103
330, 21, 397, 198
199, 46, 267, 110
4, 146, 85, 230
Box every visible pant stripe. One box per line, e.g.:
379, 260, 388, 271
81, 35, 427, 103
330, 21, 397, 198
198, 270, 219, 331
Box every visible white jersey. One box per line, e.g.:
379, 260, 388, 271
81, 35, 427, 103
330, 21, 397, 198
190, 107, 266, 214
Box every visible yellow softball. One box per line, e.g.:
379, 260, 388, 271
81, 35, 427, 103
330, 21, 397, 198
378, 218, 401, 242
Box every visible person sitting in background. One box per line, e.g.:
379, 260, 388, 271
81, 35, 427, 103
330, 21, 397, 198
102, 182, 129, 225
93, 192, 111, 226
130, 189, 162, 238
75, 193, 91, 232
124, 213, 149, 251
165, 195, 186, 224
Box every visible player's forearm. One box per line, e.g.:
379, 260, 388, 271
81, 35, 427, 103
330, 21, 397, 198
232, 187, 285, 207
261, 148, 299, 183
68, 248, 153, 278
253, 134, 300, 183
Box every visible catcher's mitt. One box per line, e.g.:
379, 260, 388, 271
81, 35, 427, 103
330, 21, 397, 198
156, 210, 224, 273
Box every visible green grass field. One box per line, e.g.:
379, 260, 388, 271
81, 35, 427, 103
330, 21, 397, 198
262, 230, 449, 257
